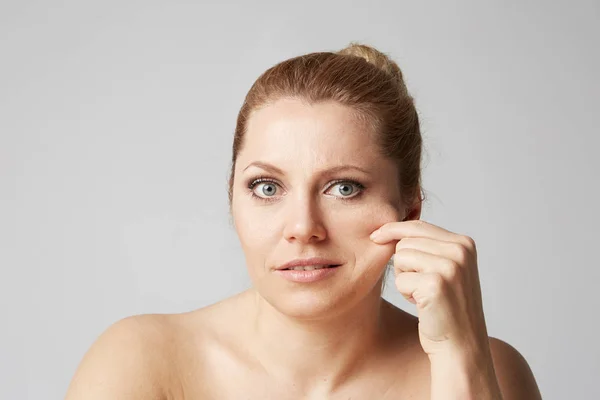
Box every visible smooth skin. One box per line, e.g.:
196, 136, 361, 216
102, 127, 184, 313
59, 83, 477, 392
65, 99, 541, 399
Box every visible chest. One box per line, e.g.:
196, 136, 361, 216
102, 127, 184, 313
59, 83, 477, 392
168, 352, 431, 400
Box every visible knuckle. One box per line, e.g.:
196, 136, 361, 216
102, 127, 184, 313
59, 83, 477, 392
427, 273, 446, 295
443, 259, 460, 281
460, 235, 477, 254
454, 243, 471, 265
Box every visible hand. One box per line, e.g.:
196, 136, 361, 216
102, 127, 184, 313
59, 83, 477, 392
370, 220, 490, 358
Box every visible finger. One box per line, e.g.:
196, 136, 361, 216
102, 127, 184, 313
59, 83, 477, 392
395, 237, 472, 266
361, 233, 397, 273
395, 271, 452, 308
394, 271, 430, 305
392, 248, 460, 279
371, 220, 472, 248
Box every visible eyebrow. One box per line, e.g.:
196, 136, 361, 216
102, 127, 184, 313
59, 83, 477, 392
243, 161, 373, 176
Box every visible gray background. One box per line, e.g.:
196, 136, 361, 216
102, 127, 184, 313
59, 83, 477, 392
1, 1, 598, 399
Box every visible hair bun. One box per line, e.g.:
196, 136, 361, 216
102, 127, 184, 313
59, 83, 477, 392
337, 42, 406, 90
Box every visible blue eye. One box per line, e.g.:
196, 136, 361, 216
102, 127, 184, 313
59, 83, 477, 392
326, 181, 364, 198
247, 177, 280, 200
255, 181, 277, 197
246, 177, 365, 202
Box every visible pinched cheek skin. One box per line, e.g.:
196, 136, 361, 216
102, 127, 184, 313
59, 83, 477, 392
343, 202, 401, 238
331, 202, 400, 273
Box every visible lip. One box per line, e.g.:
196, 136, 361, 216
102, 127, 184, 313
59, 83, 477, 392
274, 265, 342, 283
275, 257, 342, 271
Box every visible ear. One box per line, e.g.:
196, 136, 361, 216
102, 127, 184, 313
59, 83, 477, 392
402, 193, 423, 221
403, 205, 421, 221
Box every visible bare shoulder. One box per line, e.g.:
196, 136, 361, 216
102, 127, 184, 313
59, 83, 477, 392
65, 295, 246, 399
488, 337, 542, 400
64, 312, 198, 400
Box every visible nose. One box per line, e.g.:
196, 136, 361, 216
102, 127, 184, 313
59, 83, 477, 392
282, 192, 327, 244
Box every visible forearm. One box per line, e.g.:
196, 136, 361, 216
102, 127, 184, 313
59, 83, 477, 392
429, 345, 503, 400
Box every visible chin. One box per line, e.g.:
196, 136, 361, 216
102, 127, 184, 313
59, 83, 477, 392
255, 281, 382, 321
263, 293, 343, 321
270, 292, 345, 320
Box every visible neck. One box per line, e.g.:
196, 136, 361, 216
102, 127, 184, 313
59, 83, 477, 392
246, 284, 388, 393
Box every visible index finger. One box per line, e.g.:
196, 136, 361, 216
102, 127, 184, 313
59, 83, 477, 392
369, 220, 458, 244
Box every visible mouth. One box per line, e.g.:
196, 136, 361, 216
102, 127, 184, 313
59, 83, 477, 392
281, 264, 341, 271
275, 263, 343, 283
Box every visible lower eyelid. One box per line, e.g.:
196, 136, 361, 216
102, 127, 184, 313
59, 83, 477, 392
248, 180, 365, 200
249, 192, 363, 202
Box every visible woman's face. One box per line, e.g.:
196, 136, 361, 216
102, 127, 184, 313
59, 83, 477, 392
231, 98, 403, 319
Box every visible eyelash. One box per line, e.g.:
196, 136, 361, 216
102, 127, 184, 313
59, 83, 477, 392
246, 175, 366, 203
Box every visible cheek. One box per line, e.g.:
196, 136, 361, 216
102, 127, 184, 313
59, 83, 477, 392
336, 202, 401, 239
333, 202, 400, 273
233, 206, 277, 256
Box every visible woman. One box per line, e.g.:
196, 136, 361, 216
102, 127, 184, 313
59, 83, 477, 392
65, 43, 542, 399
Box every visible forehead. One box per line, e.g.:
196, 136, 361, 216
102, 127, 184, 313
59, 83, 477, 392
240, 99, 380, 164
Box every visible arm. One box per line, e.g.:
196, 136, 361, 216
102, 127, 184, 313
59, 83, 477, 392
429, 337, 542, 400
369, 222, 542, 399
64, 315, 167, 400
